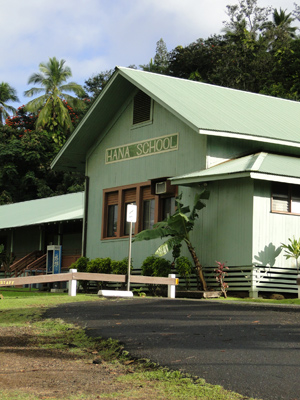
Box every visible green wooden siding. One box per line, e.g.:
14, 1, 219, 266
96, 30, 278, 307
253, 180, 300, 268
85, 100, 206, 265
197, 178, 253, 267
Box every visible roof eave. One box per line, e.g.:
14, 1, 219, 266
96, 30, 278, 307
200, 129, 300, 148
170, 172, 251, 186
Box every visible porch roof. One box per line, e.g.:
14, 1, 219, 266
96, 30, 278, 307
0, 192, 84, 230
170, 152, 300, 186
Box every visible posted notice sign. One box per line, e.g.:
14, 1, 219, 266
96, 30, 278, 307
127, 204, 137, 223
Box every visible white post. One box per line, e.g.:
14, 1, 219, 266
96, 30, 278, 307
249, 266, 259, 298
168, 274, 176, 299
127, 221, 132, 291
68, 269, 77, 297
126, 204, 137, 292
297, 274, 300, 299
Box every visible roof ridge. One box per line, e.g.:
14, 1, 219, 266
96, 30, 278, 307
117, 67, 298, 104
247, 152, 268, 171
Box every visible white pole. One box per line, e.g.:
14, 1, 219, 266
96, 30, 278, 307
127, 222, 132, 291
168, 273, 176, 299
68, 269, 77, 296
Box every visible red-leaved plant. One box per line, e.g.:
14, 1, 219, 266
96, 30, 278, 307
215, 261, 229, 298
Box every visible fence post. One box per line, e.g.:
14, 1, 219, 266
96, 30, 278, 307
168, 274, 176, 299
297, 274, 300, 299
68, 269, 77, 297
249, 266, 259, 298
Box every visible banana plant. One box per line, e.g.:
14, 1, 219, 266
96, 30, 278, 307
134, 189, 209, 290
281, 237, 300, 273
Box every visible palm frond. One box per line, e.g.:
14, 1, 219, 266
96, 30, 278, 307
133, 226, 170, 242
24, 95, 47, 113
190, 189, 209, 221
155, 236, 183, 257
24, 87, 46, 98
27, 72, 45, 85
60, 83, 86, 97
35, 99, 52, 128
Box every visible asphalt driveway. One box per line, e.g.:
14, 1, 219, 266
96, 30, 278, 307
45, 298, 300, 400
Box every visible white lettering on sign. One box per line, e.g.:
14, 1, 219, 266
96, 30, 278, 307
105, 133, 179, 164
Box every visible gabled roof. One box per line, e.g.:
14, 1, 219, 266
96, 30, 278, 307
0, 192, 84, 230
51, 67, 300, 172
170, 152, 300, 186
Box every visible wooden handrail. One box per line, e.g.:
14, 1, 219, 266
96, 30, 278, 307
9, 251, 43, 277
26, 254, 47, 271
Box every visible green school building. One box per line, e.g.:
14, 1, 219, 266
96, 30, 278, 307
38, 67, 300, 295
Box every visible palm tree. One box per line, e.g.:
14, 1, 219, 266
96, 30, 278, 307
24, 57, 86, 140
262, 8, 297, 48
0, 82, 19, 125
273, 8, 297, 38
134, 190, 210, 290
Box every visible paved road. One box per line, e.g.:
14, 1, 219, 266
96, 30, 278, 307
45, 298, 300, 400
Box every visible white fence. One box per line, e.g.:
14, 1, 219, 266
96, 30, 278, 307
202, 265, 299, 297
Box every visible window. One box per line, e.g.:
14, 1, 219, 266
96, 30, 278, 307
106, 191, 118, 237
123, 188, 136, 235
133, 90, 152, 125
102, 182, 177, 239
162, 196, 176, 220
272, 183, 300, 214
142, 186, 155, 230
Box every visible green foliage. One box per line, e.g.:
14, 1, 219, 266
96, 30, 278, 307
281, 237, 300, 272
111, 258, 130, 275
134, 190, 209, 290
24, 57, 87, 145
70, 257, 89, 272
141, 255, 172, 296
141, 255, 172, 277
84, 69, 114, 100
141, 38, 169, 74
0, 124, 84, 203
175, 256, 193, 290
134, 190, 209, 254
0, 82, 19, 125
87, 257, 111, 274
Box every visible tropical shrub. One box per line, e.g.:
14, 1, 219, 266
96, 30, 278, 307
87, 257, 111, 274
141, 255, 172, 296
70, 256, 89, 272
215, 261, 229, 298
141, 255, 171, 277
281, 237, 300, 273
175, 256, 193, 290
134, 190, 209, 290
111, 258, 130, 275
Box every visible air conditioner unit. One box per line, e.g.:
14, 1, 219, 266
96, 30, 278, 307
155, 181, 167, 194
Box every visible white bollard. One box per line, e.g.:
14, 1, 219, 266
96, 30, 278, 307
168, 274, 176, 299
68, 269, 77, 297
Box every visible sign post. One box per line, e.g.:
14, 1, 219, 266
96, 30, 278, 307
126, 204, 137, 291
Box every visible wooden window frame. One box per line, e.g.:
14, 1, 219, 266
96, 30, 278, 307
102, 181, 177, 240
271, 182, 300, 215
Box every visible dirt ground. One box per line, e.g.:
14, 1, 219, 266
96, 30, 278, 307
0, 325, 139, 399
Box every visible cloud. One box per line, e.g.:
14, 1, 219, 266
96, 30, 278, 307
0, 0, 298, 107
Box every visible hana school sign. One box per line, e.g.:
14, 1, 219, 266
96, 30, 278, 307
105, 133, 179, 164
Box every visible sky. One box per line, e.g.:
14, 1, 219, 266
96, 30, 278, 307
0, 0, 298, 109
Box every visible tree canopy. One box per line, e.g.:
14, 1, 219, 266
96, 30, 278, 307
0, 82, 19, 125
24, 57, 87, 146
